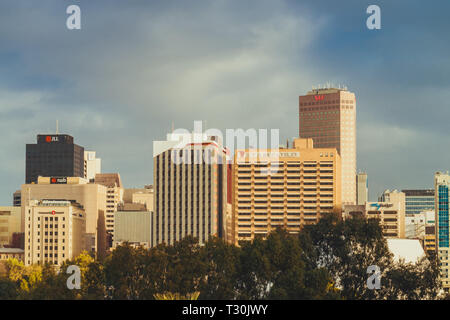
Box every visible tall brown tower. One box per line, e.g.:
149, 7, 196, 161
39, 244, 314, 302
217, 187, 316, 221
299, 87, 356, 204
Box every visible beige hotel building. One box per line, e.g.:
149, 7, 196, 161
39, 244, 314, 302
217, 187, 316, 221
232, 138, 341, 245
24, 200, 85, 266
299, 87, 356, 205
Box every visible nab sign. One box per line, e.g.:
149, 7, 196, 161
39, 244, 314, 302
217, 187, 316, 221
50, 177, 68, 184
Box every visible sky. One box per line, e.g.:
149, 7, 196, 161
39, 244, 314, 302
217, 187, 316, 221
1, 0, 450, 204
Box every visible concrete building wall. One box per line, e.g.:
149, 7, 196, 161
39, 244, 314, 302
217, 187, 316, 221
114, 211, 152, 248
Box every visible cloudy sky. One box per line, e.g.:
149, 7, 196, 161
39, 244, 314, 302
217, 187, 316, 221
0, 0, 449, 204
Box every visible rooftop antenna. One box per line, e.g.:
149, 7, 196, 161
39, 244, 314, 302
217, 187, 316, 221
171, 121, 174, 133
56, 120, 59, 134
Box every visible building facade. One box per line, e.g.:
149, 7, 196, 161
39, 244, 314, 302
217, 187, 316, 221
113, 206, 152, 248
21, 177, 107, 258
26, 134, 84, 184
435, 172, 450, 290
94, 173, 124, 246
402, 189, 435, 216
153, 133, 228, 246
365, 201, 405, 239
299, 87, 356, 205
232, 138, 341, 245
123, 186, 154, 212
24, 200, 85, 266
356, 172, 368, 205
13, 190, 21, 207
0, 207, 21, 247
84, 151, 101, 182
0, 248, 24, 262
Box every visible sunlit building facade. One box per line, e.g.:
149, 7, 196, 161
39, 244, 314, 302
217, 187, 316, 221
232, 138, 341, 245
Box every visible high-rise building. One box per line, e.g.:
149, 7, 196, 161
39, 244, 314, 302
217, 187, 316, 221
356, 172, 368, 205
435, 172, 450, 290
232, 138, 341, 245
0, 207, 21, 247
299, 87, 356, 204
153, 133, 228, 246
84, 151, 101, 182
24, 200, 85, 266
94, 173, 124, 246
21, 177, 107, 258
26, 134, 85, 184
402, 189, 435, 215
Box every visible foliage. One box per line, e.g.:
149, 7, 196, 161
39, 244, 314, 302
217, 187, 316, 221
0, 216, 442, 300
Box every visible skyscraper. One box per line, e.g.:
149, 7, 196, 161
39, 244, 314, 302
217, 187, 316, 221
356, 172, 368, 205
299, 87, 356, 204
153, 133, 228, 246
435, 172, 450, 290
26, 134, 84, 184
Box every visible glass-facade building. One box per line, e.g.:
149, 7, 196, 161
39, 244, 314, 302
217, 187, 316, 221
402, 189, 435, 215
435, 173, 450, 290
438, 185, 449, 248
26, 134, 85, 184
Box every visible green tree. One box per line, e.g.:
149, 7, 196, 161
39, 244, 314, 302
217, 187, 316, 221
198, 236, 240, 299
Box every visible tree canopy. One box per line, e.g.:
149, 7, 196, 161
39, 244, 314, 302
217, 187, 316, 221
0, 214, 443, 300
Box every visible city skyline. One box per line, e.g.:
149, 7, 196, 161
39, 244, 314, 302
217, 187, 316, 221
2, 0, 450, 205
